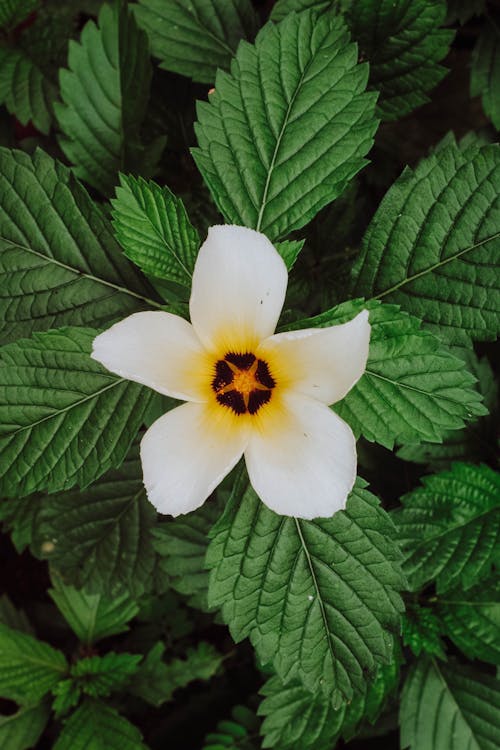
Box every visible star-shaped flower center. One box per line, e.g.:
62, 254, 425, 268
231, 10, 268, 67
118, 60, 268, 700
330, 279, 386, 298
212, 352, 276, 415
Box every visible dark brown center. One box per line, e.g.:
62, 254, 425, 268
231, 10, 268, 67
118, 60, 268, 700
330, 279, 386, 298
212, 352, 275, 415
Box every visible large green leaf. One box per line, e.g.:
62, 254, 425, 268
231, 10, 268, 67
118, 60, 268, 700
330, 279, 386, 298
54, 699, 148, 750
259, 658, 399, 749
193, 10, 378, 241
351, 140, 500, 345
35, 440, 157, 597
400, 658, 500, 750
0, 623, 67, 704
0, 327, 154, 497
471, 17, 500, 131
0, 45, 56, 134
437, 577, 500, 665
55, 1, 159, 195
347, 0, 454, 121
49, 574, 139, 645
0, 148, 160, 346
133, 0, 259, 84
112, 175, 200, 289
284, 300, 486, 449
0, 701, 51, 750
207, 472, 404, 706
394, 463, 500, 593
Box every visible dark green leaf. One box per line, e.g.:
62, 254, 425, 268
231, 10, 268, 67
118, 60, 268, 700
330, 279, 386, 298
0, 45, 56, 134
0, 701, 51, 750
70, 652, 141, 697
53, 699, 148, 750
0, 0, 38, 29
270, 0, 340, 23
203, 705, 259, 750
402, 604, 446, 659
0, 595, 33, 635
471, 17, 500, 131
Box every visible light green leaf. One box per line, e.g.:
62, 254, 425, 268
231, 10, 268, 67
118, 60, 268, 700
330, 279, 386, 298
0, 0, 38, 29
70, 652, 141, 697
133, 0, 259, 84
351, 140, 500, 345
55, 1, 159, 195
0, 623, 67, 704
0, 148, 160, 346
0, 595, 33, 635
347, 0, 454, 121
0, 701, 51, 750
203, 705, 259, 750
53, 699, 148, 750
49, 573, 139, 645
0, 327, 154, 497
207, 472, 404, 706
394, 463, 500, 593
437, 577, 500, 665
285, 300, 486, 449
402, 604, 446, 660
471, 17, 500, 131
0, 45, 56, 134
153, 496, 223, 611
112, 175, 200, 289
193, 11, 378, 241
259, 657, 399, 749
400, 657, 500, 750
35, 440, 157, 598
270, 0, 340, 23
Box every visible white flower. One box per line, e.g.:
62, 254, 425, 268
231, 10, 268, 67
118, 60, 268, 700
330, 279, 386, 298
92, 225, 370, 520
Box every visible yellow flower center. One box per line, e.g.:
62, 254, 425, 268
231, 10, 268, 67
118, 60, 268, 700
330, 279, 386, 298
211, 352, 276, 415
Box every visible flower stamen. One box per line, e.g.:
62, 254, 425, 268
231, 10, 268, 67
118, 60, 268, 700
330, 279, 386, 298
212, 352, 275, 415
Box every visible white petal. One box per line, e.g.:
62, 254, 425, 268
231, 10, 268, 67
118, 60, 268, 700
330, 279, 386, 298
91, 311, 209, 401
189, 225, 288, 352
258, 310, 370, 405
141, 402, 249, 516
245, 394, 357, 519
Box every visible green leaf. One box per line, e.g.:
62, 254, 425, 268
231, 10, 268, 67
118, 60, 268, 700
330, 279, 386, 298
203, 705, 260, 750
49, 574, 139, 645
471, 17, 500, 131
0, 495, 40, 553
35, 440, 157, 598
347, 0, 454, 121
55, 1, 159, 195
0, 701, 51, 750
259, 658, 399, 749
54, 699, 148, 750
128, 642, 169, 707
207, 471, 404, 706
0, 45, 56, 134
70, 652, 141, 697
351, 140, 500, 345
394, 463, 500, 593
275, 239, 305, 271
437, 577, 500, 665
397, 350, 498, 469
0, 595, 33, 635
0, 148, 160, 346
400, 658, 500, 750
51, 680, 81, 717
153, 496, 223, 611
0, 623, 67, 703
402, 604, 446, 660
133, 0, 259, 84
0, 327, 154, 497
0, 0, 38, 29
193, 11, 378, 241
112, 175, 200, 289
284, 299, 486, 449
270, 0, 340, 23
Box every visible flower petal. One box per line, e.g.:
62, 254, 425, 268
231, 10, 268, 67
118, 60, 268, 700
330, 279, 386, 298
245, 393, 357, 519
91, 311, 209, 401
141, 402, 249, 516
189, 225, 288, 352
259, 310, 370, 405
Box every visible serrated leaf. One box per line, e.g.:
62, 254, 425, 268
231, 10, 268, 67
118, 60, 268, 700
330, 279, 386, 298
0, 0, 38, 29
70, 652, 141, 697
0, 148, 160, 346
55, 1, 159, 195
112, 175, 200, 289
394, 463, 500, 593
49, 573, 139, 645
400, 657, 500, 750
0, 45, 56, 134
0, 327, 154, 497
402, 604, 446, 659
207, 471, 404, 706
51, 679, 81, 717
203, 705, 259, 750
53, 699, 148, 750
153, 495, 223, 611
347, 0, 454, 121
270, 0, 340, 23
351, 140, 500, 345
0, 623, 67, 704
193, 11, 378, 241
133, 0, 259, 84
0, 595, 33, 635
259, 658, 399, 749
437, 577, 500, 665
0, 701, 51, 750
35, 440, 157, 598
471, 17, 500, 131
284, 299, 486, 449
